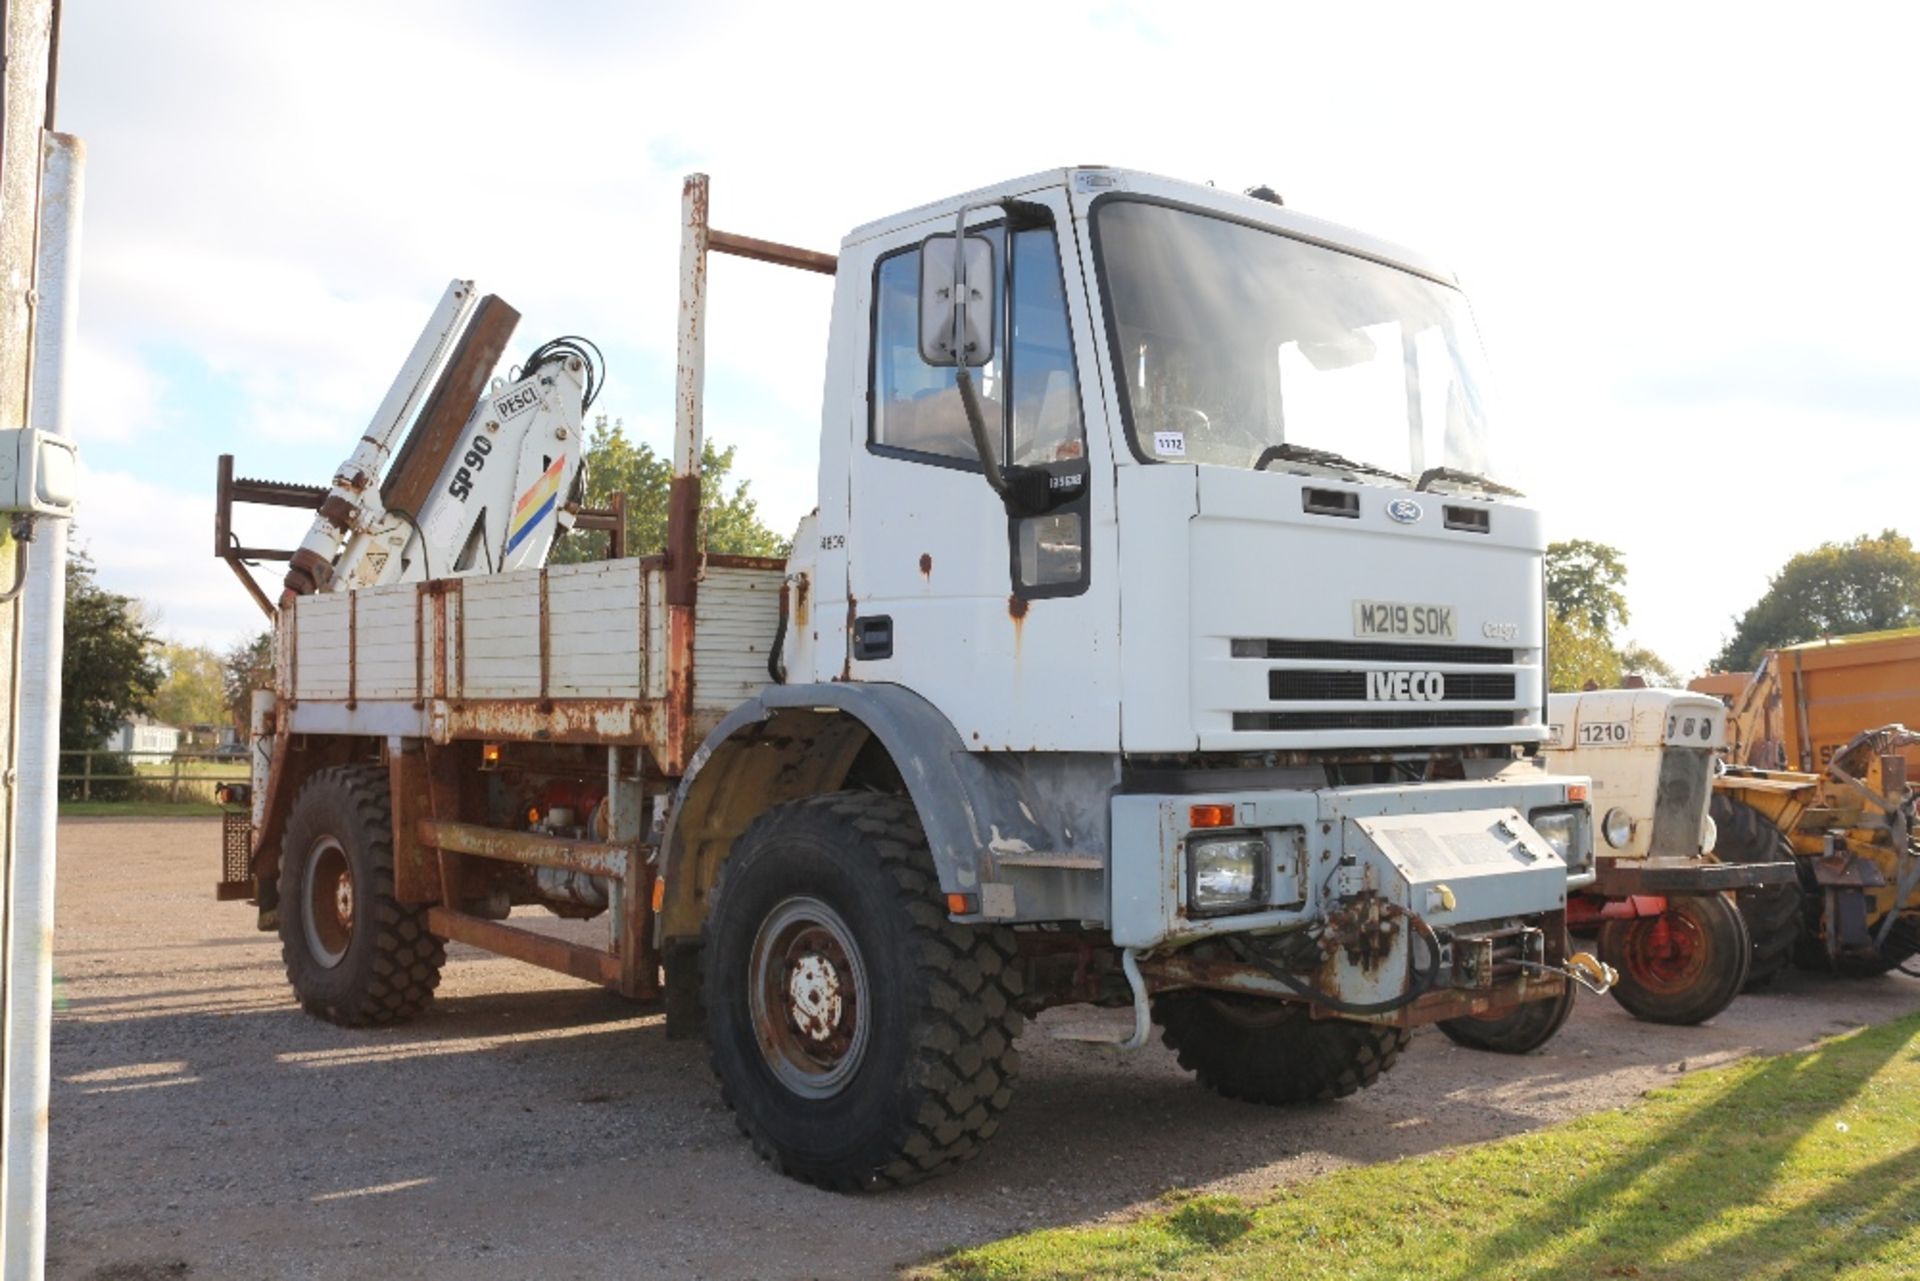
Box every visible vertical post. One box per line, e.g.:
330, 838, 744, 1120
169, 754, 181, 804
663, 174, 708, 772
668, 172, 709, 608
5, 124, 82, 1279
81, 750, 90, 801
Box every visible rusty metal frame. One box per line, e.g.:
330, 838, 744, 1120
417, 818, 631, 880
215, 453, 326, 620
426, 907, 622, 986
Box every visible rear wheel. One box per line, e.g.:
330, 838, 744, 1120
703, 792, 1023, 1191
1436, 981, 1576, 1054
1710, 793, 1800, 989
277, 763, 445, 1026
1601, 893, 1749, 1025
1152, 991, 1407, 1104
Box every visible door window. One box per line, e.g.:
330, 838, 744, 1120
870, 227, 1084, 468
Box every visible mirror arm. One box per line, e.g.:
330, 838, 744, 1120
956, 367, 1008, 494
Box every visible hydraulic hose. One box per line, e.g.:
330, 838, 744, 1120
1225, 914, 1443, 1017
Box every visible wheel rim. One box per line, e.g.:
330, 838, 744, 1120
302, 835, 355, 969
1622, 910, 1710, 994
748, 896, 871, 1100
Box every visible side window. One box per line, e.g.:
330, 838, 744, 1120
869, 226, 1084, 469
872, 229, 1004, 464
1007, 229, 1084, 466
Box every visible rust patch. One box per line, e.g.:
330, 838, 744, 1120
919, 553, 933, 579
1008, 594, 1028, 620
793, 571, 810, 630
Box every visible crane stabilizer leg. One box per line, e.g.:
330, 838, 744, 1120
280, 279, 479, 605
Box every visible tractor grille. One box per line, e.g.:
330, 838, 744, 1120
1267, 669, 1517, 702
1233, 638, 1517, 665
1233, 710, 1522, 732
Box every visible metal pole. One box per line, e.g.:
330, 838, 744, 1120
4, 127, 81, 1280
666, 173, 708, 608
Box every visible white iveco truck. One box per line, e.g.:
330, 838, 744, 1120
214, 168, 1597, 1190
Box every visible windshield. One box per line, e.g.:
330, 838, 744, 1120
1093, 200, 1496, 482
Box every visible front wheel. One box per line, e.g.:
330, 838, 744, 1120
703, 792, 1023, 1191
1601, 893, 1750, 1025
1152, 992, 1408, 1104
1436, 981, 1576, 1054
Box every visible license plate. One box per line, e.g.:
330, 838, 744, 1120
1352, 601, 1456, 639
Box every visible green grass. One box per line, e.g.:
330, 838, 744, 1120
59, 800, 225, 818
919, 1013, 1920, 1281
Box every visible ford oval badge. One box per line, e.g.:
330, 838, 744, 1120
1386, 498, 1423, 524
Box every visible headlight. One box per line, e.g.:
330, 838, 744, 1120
1701, 814, 1717, 855
1528, 808, 1582, 868
1602, 806, 1634, 849
1188, 835, 1265, 914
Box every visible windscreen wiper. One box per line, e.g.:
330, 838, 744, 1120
1415, 466, 1523, 497
1254, 443, 1410, 484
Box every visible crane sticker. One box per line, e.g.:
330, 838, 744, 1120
505, 455, 567, 555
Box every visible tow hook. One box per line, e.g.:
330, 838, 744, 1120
1520, 950, 1619, 996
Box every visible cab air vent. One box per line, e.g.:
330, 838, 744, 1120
1444, 505, 1490, 533
1302, 488, 1359, 518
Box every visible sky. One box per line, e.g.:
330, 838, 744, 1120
54, 0, 1920, 674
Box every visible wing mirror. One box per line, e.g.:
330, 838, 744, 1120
918, 233, 995, 367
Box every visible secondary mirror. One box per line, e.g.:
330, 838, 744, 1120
918, 233, 995, 367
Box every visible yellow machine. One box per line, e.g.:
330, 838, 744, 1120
1711, 728, 1918, 976
1697, 628, 1920, 774
1695, 632, 1920, 977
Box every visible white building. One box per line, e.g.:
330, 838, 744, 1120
101, 719, 181, 756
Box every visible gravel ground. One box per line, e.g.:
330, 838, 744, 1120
46, 817, 1920, 1280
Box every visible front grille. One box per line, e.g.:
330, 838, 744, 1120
1234, 710, 1521, 732
1233, 638, 1516, 665
1267, 669, 1516, 702
1648, 749, 1713, 858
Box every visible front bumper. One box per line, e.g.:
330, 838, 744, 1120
1111, 775, 1586, 1023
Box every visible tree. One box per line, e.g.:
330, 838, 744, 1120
1617, 642, 1682, 687
152, 643, 227, 727
62, 546, 163, 750
1548, 612, 1622, 692
222, 631, 273, 733
1714, 530, 1920, 672
551, 416, 788, 564
1546, 539, 1630, 633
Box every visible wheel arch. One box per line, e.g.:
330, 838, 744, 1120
658, 683, 999, 948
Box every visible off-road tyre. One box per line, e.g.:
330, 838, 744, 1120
1600, 892, 1750, 1025
702, 791, 1023, 1191
1152, 991, 1408, 1104
1710, 792, 1800, 989
278, 763, 445, 1026
1436, 980, 1576, 1054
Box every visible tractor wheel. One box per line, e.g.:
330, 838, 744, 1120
1709, 793, 1800, 989
278, 763, 445, 1026
1151, 992, 1407, 1105
1436, 980, 1576, 1054
702, 792, 1023, 1191
1600, 892, 1750, 1025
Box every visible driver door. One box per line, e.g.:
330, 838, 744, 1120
844, 189, 1119, 751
